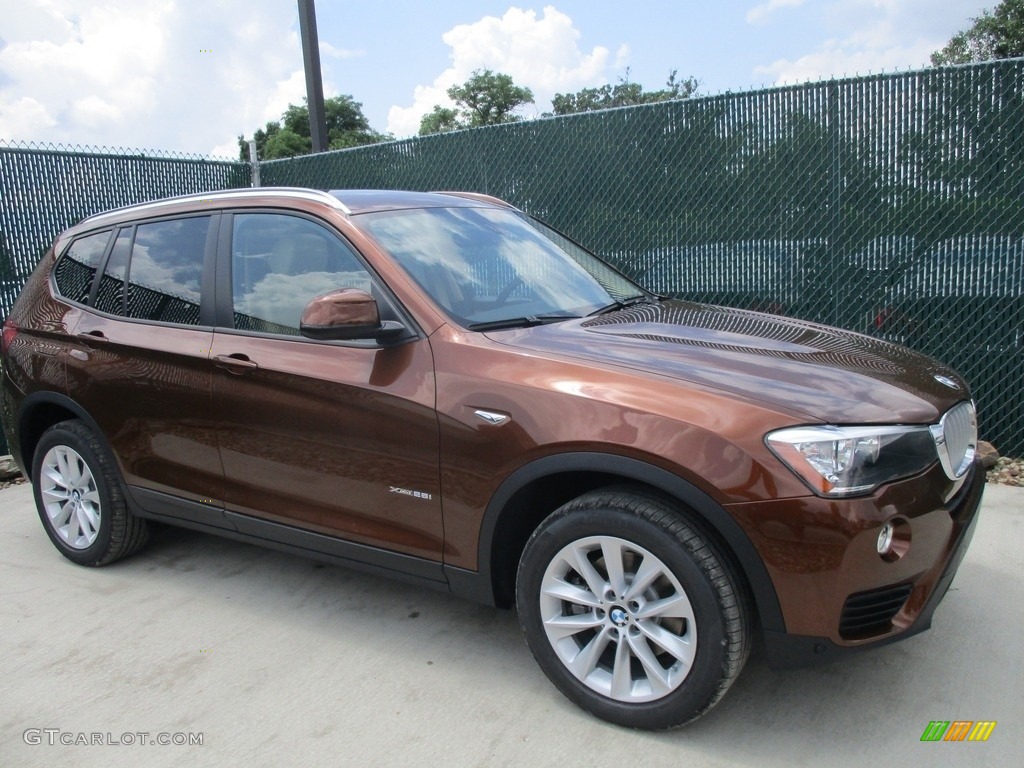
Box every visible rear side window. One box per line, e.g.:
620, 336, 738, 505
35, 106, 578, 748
87, 216, 210, 325
53, 231, 112, 305
114, 216, 210, 326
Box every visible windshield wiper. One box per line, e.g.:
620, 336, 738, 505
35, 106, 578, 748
587, 294, 659, 317
467, 314, 581, 332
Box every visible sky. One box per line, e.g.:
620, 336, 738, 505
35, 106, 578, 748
0, 0, 991, 159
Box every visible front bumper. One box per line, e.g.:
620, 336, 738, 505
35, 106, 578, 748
744, 463, 985, 668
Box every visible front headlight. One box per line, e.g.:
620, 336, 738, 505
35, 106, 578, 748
766, 425, 937, 497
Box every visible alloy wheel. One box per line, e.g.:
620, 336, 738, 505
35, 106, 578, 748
39, 445, 102, 550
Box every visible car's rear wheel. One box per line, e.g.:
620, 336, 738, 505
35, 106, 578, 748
516, 488, 749, 729
32, 420, 149, 566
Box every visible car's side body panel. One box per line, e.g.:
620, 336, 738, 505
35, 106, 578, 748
209, 330, 444, 560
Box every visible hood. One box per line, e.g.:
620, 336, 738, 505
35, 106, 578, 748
487, 300, 970, 424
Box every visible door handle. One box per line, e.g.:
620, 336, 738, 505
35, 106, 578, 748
213, 353, 259, 374
76, 330, 109, 344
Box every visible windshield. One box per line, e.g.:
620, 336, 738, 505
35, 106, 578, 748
356, 206, 647, 328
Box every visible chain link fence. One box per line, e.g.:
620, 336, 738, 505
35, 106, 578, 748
263, 61, 1024, 455
0, 141, 249, 317
1, 60, 1022, 454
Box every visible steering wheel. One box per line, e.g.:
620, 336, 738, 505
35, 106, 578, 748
495, 277, 524, 305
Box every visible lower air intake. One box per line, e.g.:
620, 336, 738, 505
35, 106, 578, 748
839, 583, 914, 639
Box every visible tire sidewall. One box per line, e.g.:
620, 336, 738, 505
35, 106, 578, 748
517, 504, 731, 729
32, 423, 117, 566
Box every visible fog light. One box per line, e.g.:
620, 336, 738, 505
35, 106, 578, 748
877, 522, 895, 555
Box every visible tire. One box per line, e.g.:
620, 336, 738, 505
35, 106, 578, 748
516, 488, 750, 729
31, 420, 149, 566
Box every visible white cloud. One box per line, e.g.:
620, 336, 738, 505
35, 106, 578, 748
387, 6, 622, 138
319, 41, 363, 60
71, 95, 127, 128
753, 0, 983, 84
754, 38, 936, 83
0, 0, 325, 157
0, 1, 172, 145
746, 0, 806, 25
0, 96, 56, 137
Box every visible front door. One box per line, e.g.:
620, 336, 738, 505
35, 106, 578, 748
210, 211, 443, 561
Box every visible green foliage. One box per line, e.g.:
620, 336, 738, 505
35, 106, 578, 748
419, 106, 461, 135
263, 129, 309, 159
550, 70, 699, 116
419, 68, 700, 134
238, 95, 391, 160
419, 70, 534, 135
932, 0, 1024, 64
448, 69, 535, 128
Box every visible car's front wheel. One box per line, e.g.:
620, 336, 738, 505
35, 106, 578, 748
32, 420, 149, 566
516, 488, 750, 729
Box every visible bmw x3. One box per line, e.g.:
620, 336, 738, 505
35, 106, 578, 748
0, 188, 983, 729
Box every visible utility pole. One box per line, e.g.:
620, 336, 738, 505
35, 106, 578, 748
297, 0, 328, 153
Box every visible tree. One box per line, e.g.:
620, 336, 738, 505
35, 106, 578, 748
238, 95, 391, 160
931, 0, 1024, 65
418, 106, 461, 135
449, 69, 534, 127
550, 70, 699, 116
419, 69, 534, 135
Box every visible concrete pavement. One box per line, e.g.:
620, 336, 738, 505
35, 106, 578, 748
1, 480, 1021, 767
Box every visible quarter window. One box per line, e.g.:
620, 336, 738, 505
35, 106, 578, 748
54, 231, 112, 305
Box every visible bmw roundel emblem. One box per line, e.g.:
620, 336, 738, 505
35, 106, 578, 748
933, 374, 959, 390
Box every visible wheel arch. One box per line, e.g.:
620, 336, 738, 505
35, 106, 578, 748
474, 452, 785, 634
14, 391, 103, 481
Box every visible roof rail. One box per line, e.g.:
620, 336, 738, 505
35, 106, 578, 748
83, 187, 350, 225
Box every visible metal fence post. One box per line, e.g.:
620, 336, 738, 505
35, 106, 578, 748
248, 141, 261, 188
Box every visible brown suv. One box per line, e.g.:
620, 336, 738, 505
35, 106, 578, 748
0, 188, 983, 729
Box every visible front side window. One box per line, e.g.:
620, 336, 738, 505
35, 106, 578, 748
231, 213, 375, 336
54, 230, 112, 305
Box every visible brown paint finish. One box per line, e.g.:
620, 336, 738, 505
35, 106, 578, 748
65, 313, 222, 504
1, 187, 984, 665
492, 302, 963, 424
299, 287, 379, 329
428, 323, 811, 569
726, 463, 975, 641
209, 330, 443, 559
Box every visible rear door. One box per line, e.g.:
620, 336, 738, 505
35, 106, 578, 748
209, 211, 443, 562
64, 214, 223, 509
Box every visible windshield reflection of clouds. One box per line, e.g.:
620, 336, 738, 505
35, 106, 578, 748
368, 208, 479, 282
360, 207, 615, 324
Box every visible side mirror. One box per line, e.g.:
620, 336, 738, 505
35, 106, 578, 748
300, 288, 406, 342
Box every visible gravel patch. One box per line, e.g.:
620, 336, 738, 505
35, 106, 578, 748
987, 456, 1024, 488
0, 475, 26, 491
